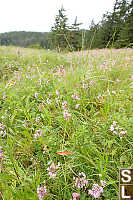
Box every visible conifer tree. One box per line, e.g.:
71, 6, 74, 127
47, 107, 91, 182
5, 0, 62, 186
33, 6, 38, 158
69, 16, 83, 51
50, 6, 69, 51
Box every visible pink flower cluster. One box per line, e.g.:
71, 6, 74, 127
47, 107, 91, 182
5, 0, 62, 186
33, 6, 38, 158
63, 109, 71, 121
35, 117, 40, 123
110, 121, 127, 136
100, 180, 106, 187
47, 161, 60, 178
74, 172, 88, 189
23, 120, 30, 127
37, 186, 48, 200
72, 192, 80, 200
56, 66, 66, 76
34, 130, 42, 139
72, 93, 80, 101
62, 101, 67, 109
62, 101, 71, 120
88, 184, 103, 199
46, 98, 51, 105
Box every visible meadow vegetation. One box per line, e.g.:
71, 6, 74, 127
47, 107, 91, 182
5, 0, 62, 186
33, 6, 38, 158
0, 46, 133, 199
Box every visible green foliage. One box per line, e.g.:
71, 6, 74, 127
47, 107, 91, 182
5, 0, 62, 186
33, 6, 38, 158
50, 6, 70, 51
0, 31, 50, 49
1, 1, 133, 50
0, 46, 133, 199
50, 7, 83, 51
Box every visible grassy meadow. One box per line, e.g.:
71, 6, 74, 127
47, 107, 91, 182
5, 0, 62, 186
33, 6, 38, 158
0, 46, 133, 199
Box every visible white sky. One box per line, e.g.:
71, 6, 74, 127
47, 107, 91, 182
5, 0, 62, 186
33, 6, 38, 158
0, 0, 115, 33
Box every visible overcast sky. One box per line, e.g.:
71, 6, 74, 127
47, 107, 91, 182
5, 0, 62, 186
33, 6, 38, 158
0, 0, 115, 33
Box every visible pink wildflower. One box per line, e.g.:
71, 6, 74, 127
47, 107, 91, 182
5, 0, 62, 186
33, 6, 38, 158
110, 121, 127, 136
34, 93, 39, 98
131, 75, 133, 80
56, 97, 60, 104
75, 104, 80, 109
56, 67, 66, 76
82, 82, 88, 89
63, 109, 71, 121
113, 121, 117, 126
89, 80, 94, 86
120, 131, 127, 135
88, 184, 103, 199
113, 131, 118, 135
72, 93, 80, 101
35, 117, 40, 123
37, 186, 48, 200
100, 180, 107, 187
72, 192, 80, 200
46, 98, 51, 105
99, 174, 102, 177
62, 101, 67, 109
56, 90, 59, 95
47, 161, 60, 178
116, 79, 120, 82
34, 130, 42, 139
110, 125, 114, 131
97, 94, 103, 101
74, 172, 88, 189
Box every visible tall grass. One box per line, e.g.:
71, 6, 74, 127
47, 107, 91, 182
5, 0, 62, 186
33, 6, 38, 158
0, 46, 133, 199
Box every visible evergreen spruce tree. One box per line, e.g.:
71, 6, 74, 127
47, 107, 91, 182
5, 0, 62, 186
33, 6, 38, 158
50, 6, 69, 51
69, 16, 82, 51
118, 0, 133, 47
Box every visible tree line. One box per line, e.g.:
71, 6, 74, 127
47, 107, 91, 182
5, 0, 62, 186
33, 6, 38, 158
0, 31, 50, 49
50, 0, 133, 51
0, 0, 133, 51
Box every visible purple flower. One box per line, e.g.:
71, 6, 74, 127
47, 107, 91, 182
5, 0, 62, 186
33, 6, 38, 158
35, 117, 40, 123
72, 192, 80, 200
100, 180, 107, 187
34, 130, 42, 139
37, 186, 48, 200
120, 131, 127, 135
46, 98, 51, 105
110, 125, 114, 131
63, 109, 71, 121
74, 172, 88, 189
34, 93, 39, 98
75, 104, 80, 109
56, 97, 60, 104
88, 184, 103, 199
62, 101, 67, 109
110, 121, 127, 136
72, 93, 80, 101
47, 161, 60, 178
56, 90, 59, 95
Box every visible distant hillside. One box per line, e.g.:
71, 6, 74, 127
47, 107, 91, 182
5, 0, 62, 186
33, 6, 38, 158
0, 31, 50, 48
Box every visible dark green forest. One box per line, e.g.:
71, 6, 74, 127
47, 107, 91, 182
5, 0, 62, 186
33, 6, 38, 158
0, 0, 133, 51
0, 31, 50, 49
